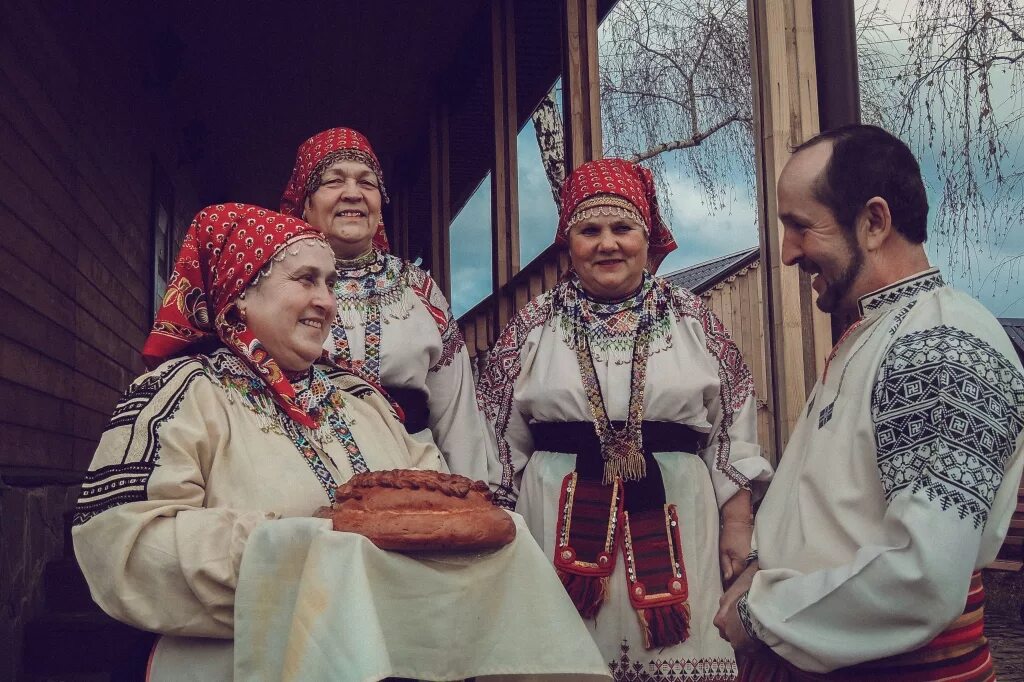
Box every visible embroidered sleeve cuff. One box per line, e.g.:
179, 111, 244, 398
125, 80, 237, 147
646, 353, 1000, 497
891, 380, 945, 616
492, 486, 517, 511
737, 590, 762, 644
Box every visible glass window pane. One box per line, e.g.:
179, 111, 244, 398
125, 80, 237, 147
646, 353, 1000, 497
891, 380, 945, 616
449, 173, 493, 318
518, 79, 563, 266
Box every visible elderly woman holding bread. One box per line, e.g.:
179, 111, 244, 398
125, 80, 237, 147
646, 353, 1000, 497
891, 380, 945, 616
72, 203, 444, 677
73, 204, 611, 682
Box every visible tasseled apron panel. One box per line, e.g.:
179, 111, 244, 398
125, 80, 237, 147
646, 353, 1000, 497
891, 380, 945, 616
530, 421, 702, 650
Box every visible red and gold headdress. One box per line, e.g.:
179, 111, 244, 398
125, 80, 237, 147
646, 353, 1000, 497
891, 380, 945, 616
280, 127, 390, 253
556, 158, 677, 272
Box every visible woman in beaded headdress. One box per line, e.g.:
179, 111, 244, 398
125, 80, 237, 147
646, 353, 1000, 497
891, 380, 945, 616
280, 127, 490, 483
477, 158, 773, 680
72, 203, 443, 677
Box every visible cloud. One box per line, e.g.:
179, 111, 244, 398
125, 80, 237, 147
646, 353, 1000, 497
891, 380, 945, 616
657, 173, 758, 274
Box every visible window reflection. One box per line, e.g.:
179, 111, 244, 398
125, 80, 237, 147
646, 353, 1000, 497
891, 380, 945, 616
518, 79, 563, 266
449, 173, 493, 318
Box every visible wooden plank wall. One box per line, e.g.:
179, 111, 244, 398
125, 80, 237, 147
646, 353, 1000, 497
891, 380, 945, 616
0, 0, 198, 477
701, 262, 775, 466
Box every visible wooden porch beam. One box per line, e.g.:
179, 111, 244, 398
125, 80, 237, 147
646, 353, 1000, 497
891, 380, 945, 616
491, 0, 520, 332
562, 0, 601, 170
748, 0, 833, 455
429, 104, 452, 298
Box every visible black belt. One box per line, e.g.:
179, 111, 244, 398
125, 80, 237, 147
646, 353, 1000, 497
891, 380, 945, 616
384, 386, 429, 434
528, 421, 704, 512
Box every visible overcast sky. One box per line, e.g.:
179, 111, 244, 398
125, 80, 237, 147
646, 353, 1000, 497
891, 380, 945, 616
448, 0, 1023, 320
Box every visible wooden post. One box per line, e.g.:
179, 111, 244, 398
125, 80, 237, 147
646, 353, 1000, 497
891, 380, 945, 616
429, 104, 452, 298
562, 0, 601, 170
748, 0, 832, 456
491, 0, 520, 331
812, 0, 861, 342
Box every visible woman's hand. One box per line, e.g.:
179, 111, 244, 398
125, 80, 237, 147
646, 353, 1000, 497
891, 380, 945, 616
313, 505, 334, 520
719, 490, 753, 586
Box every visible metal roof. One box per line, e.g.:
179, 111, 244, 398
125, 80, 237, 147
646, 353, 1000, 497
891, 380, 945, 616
1000, 318, 1024, 363
661, 246, 760, 295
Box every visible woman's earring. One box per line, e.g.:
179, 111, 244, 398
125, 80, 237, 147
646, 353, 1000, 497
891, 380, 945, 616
238, 305, 248, 322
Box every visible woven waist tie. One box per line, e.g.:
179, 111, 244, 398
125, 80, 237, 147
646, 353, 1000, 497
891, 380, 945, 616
529, 420, 705, 650
737, 571, 994, 682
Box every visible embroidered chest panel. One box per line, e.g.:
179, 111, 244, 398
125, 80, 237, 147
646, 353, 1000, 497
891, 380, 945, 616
328, 252, 463, 377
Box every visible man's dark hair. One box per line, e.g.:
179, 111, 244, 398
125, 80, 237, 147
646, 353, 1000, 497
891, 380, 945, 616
793, 124, 929, 243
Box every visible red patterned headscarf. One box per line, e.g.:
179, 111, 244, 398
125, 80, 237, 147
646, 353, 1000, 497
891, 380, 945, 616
556, 158, 677, 272
142, 203, 331, 428
279, 127, 391, 253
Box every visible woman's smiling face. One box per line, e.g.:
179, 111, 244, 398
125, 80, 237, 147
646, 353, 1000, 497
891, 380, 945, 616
568, 213, 649, 299
303, 159, 383, 258
239, 241, 338, 372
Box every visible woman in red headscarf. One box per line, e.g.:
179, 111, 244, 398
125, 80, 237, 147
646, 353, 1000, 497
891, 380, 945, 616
72, 203, 442, 675
280, 128, 491, 483
477, 159, 773, 680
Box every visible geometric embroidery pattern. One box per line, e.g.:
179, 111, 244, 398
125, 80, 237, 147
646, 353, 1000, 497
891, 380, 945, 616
872, 325, 1024, 528
817, 402, 834, 429
476, 292, 553, 509
476, 275, 757, 508
669, 286, 754, 490
736, 591, 761, 644
858, 269, 944, 316
408, 262, 466, 372
74, 359, 207, 526
608, 640, 737, 682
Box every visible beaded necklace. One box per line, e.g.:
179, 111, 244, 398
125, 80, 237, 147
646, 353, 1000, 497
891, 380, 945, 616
555, 274, 673, 363
556, 276, 661, 484
207, 350, 369, 500
330, 250, 412, 381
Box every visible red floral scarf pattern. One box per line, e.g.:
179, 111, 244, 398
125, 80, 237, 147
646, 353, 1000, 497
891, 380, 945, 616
279, 127, 391, 253
141, 203, 329, 428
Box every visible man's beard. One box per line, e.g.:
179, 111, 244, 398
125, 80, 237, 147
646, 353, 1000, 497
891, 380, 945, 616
814, 236, 864, 314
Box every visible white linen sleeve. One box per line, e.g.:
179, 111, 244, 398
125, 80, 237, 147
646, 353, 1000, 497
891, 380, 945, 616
742, 326, 1024, 672
683, 298, 772, 506
476, 304, 548, 510
421, 284, 492, 483
72, 361, 274, 638
356, 378, 448, 473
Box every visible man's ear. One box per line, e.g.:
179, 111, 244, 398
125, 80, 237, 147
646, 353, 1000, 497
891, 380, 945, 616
859, 196, 892, 252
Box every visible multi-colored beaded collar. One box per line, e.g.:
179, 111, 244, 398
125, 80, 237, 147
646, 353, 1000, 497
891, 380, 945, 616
553, 273, 674, 363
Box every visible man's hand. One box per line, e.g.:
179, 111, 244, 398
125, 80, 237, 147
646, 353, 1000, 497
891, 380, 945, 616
714, 561, 759, 654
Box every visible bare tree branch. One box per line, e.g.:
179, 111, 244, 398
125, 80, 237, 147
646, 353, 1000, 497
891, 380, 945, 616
630, 113, 749, 162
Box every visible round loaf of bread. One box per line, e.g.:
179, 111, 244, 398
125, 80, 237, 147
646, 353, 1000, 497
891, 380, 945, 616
330, 470, 516, 552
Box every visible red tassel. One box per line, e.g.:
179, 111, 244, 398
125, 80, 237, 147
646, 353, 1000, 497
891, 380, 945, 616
636, 601, 690, 649
557, 568, 608, 619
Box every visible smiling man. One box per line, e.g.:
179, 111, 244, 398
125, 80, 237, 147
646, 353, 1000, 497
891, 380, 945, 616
714, 125, 1024, 680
